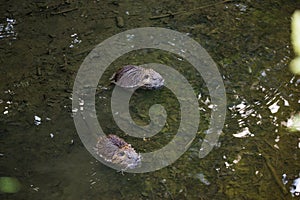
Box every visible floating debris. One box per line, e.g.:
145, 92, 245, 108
274, 135, 280, 143
232, 127, 254, 138
261, 70, 267, 77
34, 116, 41, 125
280, 96, 290, 106
69, 33, 81, 48
0, 18, 17, 40
282, 112, 300, 132
4, 89, 15, 95
94, 134, 141, 170
232, 154, 242, 164
282, 174, 288, 185
197, 92, 202, 100
110, 65, 164, 89
30, 184, 39, 192
291, 177, 300, 197
268, 100, 280, 114
235, 3, 247, 12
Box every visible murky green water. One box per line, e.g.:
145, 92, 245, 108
1, 0, 300, 199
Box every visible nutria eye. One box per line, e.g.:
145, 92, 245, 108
144, 75, 149, 79
118, 152, 125, 156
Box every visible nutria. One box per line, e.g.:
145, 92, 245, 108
94, 134, 141, 170
110, 65, 164, 89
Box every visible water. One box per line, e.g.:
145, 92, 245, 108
1, 0, 300, 199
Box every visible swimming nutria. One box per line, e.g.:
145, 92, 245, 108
94, 134, 141, 170
110, 65, 164, 89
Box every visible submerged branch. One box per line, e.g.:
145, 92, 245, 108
264, 156, 288, 195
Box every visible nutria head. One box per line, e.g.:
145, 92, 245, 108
112, 146, 142, 170
141, 68, 164, 89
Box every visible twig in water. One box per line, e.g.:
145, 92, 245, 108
51, 7, 78, 15
149, 0, 232, 20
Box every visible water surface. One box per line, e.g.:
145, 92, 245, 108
0, 0, 299, 199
